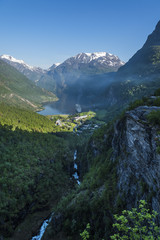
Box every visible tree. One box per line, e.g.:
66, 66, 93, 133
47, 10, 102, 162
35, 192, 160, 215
110, 200, 160, 240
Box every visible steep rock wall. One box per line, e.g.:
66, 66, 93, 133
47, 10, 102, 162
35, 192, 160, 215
112, 106, 160, 211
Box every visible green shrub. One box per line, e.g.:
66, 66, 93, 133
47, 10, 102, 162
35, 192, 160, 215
80, 223, 90, 240
110, 200, 160, 240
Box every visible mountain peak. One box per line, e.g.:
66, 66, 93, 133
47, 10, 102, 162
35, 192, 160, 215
0, 54, 25, 64
64, 52, 125, 68
0, 54, 44, 72
143, 20, 160, 48
49, 62, 61, 70
74, 52, 119, 61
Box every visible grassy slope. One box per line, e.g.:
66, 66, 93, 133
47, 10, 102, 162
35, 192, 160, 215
0, 60, 57, 110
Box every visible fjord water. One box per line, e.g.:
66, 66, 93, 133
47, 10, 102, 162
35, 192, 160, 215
37, 104, 66, 115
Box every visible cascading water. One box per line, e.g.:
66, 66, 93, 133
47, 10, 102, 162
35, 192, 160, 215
31, 214, 53, 240
72, 150, 80, 185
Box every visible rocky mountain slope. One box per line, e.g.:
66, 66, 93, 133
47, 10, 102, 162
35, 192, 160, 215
113, 105, 160, 210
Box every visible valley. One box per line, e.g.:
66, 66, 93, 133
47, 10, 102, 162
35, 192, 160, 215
1, 19, 160, 240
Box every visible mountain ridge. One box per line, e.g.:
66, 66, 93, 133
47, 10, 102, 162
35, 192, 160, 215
0, 59, 57, 110
1, 51, 125, 75
116, 20, 160, 79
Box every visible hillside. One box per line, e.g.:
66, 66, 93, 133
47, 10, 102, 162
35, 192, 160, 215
0, 55, 56, 92
43, 92, 160, 240
0, 103, 102, 239
0, 103, 77, 239
0, 59, 57, 110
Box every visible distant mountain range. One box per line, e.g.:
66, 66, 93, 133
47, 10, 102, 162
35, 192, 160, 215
2, 20, 160, 116
0, 52, 124, 77
0, 52, 124, 87
0, 52, 125, 113
49, 52, 124, 73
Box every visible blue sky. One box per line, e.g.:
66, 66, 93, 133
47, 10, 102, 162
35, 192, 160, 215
0, 0, 160, 68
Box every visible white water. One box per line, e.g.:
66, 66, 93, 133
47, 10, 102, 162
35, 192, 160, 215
31, 214, 53, 240
74, 150, 77, 160
72, 150, 80, 185
74, 162, 78, 169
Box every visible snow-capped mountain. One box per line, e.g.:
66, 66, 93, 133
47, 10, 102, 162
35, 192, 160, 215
0, 52, 125, 101
52, 52, 125, 73
0, 55, 45, 73
65, 52, 124, 67
46, 52, 125, 113
47, 51, 125, 91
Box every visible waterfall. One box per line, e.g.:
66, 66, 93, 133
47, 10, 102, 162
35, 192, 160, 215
31, 214, 53, 240
72, 150, 80, 185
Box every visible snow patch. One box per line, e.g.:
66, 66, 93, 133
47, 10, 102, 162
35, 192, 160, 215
0, 55, 45, 72
1, 55, 25, 64
72, 52, 125, 66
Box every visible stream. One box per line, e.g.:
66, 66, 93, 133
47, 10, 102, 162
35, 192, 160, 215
31, 150, 80, 240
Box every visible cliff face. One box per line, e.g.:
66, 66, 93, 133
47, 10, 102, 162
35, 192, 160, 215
112, 106, 160, 211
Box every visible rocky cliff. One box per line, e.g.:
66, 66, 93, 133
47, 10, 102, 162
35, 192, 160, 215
113, 106, 160, 212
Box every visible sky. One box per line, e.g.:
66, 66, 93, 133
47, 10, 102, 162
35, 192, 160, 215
0, 0, 160, 68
